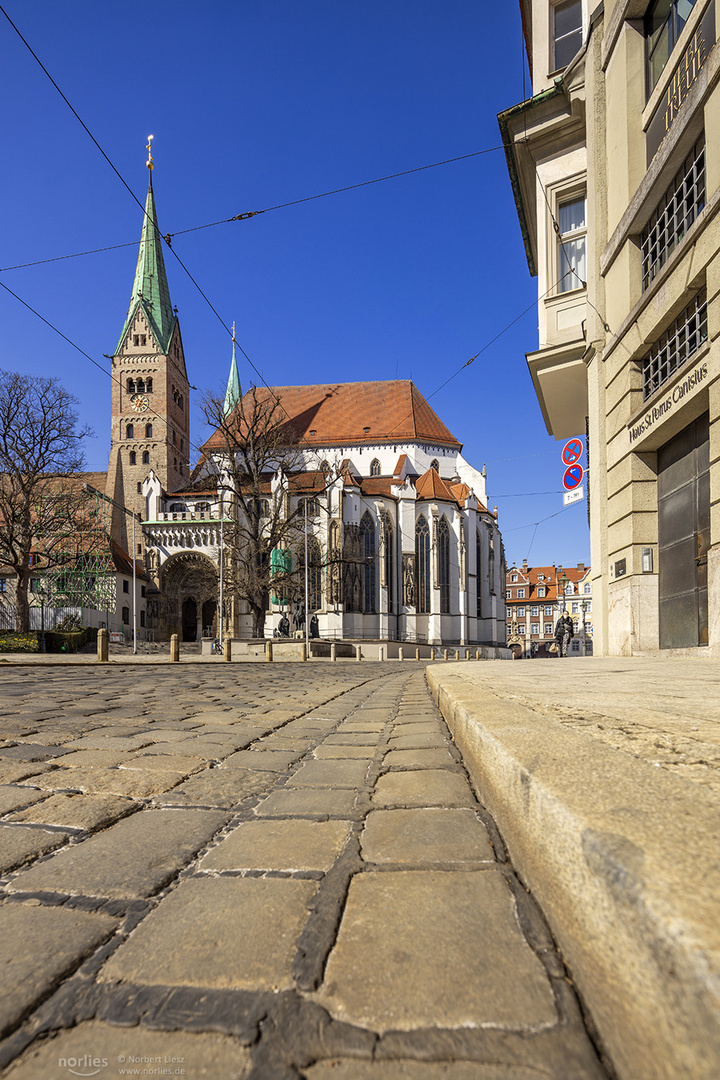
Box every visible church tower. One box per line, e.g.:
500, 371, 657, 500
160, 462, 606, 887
106, 141, 190, 556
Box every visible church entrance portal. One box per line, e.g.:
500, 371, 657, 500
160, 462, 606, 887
160, 553, 218, 641
182, 598, 198, 642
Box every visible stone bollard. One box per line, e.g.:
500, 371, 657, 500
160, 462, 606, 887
266, 640, 273, 662
301, 642, 307, 662
465, 649, 471, 660
430, 647, 436, 660
356, 645, 362, 661
475, 649, 481, 660
97, 628, 108, 663
443, 648, 449, 660
170, 634, 179, 662
415, 647, 421, 661
379, 645, 385, 661
224, 639, 232, 663
330, 642, 337, 662
398, 646, 404, 661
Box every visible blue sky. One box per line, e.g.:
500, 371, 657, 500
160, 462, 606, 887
0, 0, 590, 572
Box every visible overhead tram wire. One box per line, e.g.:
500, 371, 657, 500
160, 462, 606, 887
0, 146, 504, 274
1, 2, 505, 427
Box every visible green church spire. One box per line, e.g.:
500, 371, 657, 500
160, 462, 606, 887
116, 139, 176, 354
222, 326, 242, 418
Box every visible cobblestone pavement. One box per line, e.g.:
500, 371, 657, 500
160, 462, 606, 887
0, 664, 608, 1080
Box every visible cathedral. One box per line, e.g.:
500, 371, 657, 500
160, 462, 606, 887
106, 161, 507, 648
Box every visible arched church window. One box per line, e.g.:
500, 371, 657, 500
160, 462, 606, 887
145, 377, 153, 393
145, 423, 153, 438
370, 458, 381, 477
298, 537, 323, 611
126, 424, 134, 439
476, 529, 483, 619
415, 516, 430, 613
121, 606, 130, 624
430, 459, 439, 473
385, 519, 394, 613
129, 451, 136, 465
359, 511, 376, 614
143, 451, 150, 465
126, 378, 135, 394
438, 515, 450, 614
136, 378, 145, 393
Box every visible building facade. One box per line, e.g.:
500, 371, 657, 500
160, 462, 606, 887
142, 379, 508, 646
505, 559, 593, 656
500, 0, 720, 656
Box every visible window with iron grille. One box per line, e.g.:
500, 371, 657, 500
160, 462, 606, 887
642, 288, 707, 399
641, 137, 705, 291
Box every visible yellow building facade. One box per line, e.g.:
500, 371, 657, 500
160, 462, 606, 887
501, 0, 720, 655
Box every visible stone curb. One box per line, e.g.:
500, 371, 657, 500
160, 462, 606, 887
427, 664, 720, 1080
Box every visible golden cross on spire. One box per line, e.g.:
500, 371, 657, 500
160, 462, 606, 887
232, 321, 236, 342
146, 134, 154, 171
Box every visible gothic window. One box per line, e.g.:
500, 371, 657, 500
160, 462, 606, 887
129, 451, 136, 465
359, 511, 376, 614
438, 516, 450, 614
299, 537, 323, 611
126, 424, 134, 439
145, 423, 152, 438
370, 458, 381, 477
488, 530, 496, 594
136, 482, 141, 494
121, 606, 130, 624
416, 515, 430, 613
178, 394, 184, 410
476, 529, 483, 619
136, 378, 145, 393
143, 451, 150, 465
385, 519, 394, 614
430, 459, 439, 473
145, 377, 152, 393
126, 378, 135, 394
300, 497, 319, 518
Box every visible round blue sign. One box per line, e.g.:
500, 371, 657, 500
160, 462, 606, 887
562, 438, 583, 466
563, 464, 584, 490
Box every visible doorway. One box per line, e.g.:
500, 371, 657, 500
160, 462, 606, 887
182, 597, 198, 642
658, 413, 709, 648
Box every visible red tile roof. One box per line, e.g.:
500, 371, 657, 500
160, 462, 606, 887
203, 381, 461, 452
415, 467, 458, 502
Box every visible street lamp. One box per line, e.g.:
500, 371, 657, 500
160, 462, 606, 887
34, 578, 48, 653
580, 599, 588, 656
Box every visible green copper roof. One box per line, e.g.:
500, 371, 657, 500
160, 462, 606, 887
222, 339, 242, 417
116, 174, 176, 354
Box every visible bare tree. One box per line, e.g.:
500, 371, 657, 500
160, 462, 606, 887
0, 370, 92, 631
200, 384, 334, 639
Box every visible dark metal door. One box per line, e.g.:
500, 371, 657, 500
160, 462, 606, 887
658, 414, 709, 648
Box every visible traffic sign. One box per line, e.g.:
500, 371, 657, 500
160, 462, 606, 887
563, 464, 584, 490
562, 438, 583, 466
563, 486, 584, 506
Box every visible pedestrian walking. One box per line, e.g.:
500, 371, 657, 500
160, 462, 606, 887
554, 612, 574, 657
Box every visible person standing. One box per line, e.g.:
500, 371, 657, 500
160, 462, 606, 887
554, 612, 574, 657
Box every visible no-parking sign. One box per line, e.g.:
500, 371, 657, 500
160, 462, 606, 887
563, 464, 584, 490
562, 438, 583, 466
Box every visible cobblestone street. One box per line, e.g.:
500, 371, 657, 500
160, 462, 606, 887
0, 664, 606, 1079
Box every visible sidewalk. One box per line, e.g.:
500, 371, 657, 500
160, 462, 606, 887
428, 656, 720, 1080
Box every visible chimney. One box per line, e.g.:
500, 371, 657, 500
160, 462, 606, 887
522, 559, 528, 573
577, 562, 585, 570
